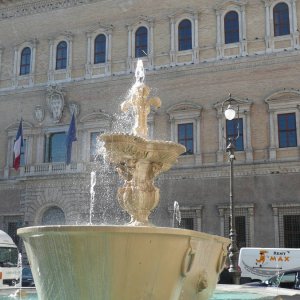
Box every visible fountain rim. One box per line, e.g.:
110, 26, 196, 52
100, 132, 186, 148
18, 225, 230, 243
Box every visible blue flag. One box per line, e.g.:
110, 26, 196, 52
66, 113, 77, 165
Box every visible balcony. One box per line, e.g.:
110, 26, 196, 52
3, 162, 86, 178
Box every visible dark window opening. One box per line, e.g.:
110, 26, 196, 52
226, 118, 244, 151
224, 11, 239, 44
178, 19, 192, 51
135, 27, 148, 58
20, 47, 31, 75
48, 132, 67, 163
236, 216, 246, 249
94, 34, 106, 64
284, 215, 300, 248
278, 113, 297, 148
56, 41, 68, 70
274, 3, 290, 36
180, 218, 194, 230
178, 123, 194, 155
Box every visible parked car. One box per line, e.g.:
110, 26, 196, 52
22, 266, 35, 287
244, 268, 300, 290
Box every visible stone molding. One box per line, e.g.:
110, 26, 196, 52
160, 160, 300, 180
0, 0, 93, 21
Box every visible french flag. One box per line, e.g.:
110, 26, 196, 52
13, 120, 23, 171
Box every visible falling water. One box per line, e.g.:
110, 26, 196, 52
89, 171, 96, 224
173, 201, 181, 228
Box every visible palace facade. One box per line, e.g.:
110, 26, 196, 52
0, 0, 299, 255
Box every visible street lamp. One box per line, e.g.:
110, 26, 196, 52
221, 94, 241, 285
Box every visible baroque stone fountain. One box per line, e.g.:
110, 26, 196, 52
18, 60, 230, 300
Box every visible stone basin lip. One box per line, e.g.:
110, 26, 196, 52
18, 225, 229, 244
100, 132, 186, 151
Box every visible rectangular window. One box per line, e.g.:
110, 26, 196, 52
284, 215, 300, 248
178, 123, 193, 155
278, 113, 297, 148
226, 214, 247, 249
226, 118, 244, 151
180, 217, 194, 230
48, 132, 67, 163
90, 132, 102, 162
236, 216, 246, 249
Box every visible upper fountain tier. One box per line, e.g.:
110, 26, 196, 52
101, 60, 186, 226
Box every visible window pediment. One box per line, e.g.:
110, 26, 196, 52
167, 102, 202, 119
86, 23, 113, 35
169, 8, 198, 20
265, 89, 300, 110
215, 0, 247, 11
80, 112, 111, 124
214, 96, 252, 117
6, 121, 33, 135
127, 15, 154, 31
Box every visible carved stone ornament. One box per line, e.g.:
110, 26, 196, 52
69, 102, 80, 117
33, 105, 45, 123
46, 84, 65, 123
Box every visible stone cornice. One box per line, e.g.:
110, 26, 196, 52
0, 0, 94, 21
160, 160, 300, 180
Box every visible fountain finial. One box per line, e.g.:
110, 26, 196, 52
121, 59, 161, 138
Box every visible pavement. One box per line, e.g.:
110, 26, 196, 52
216, 284, 300, 299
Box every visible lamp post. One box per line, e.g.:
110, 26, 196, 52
221, 95, 241, 285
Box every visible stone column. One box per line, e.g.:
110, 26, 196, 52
107, 32, 112, 74
193, 12, 199, 63
217, 114, 225, 163
127, 25, 132, 72
269, 109, 277, 160
218, 208, 225, 237
195, 116, 202, 165
36, 130, 45, 163
67, 37, 73, 79
85, 33, 92, 78
291, 0, 299, 48
272, 207, 280, 247
149, 21, 154, 68
216, 11, 223, 58
48, 39, 54, 82
248, 207, 254, 246
241, 5, 248, 56
44, 133, 50, 163
169, 16, 176, 65
245, 112, 253, 162
264, 2, 272, 52
12, 46, 18, 87
195, 209, 202, 232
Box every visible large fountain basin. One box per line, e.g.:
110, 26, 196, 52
18, 226, 229, 300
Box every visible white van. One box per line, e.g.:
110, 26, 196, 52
0, 230, 21, 287
239, 247, 300, 282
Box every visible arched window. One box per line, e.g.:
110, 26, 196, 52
56, 41, 68, 70
224, 11, 239, 44
178, 19, 192, 51
42, 206, 65, 225
20, 47, 31, 75
135, 26, 148, 58
273, 2, 290, 36
94, 34, 106, 64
